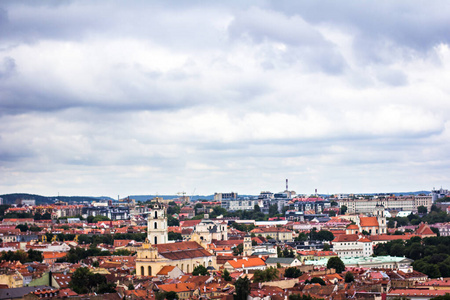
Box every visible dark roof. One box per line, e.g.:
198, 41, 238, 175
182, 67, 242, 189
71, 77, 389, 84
0, 286, 53, 300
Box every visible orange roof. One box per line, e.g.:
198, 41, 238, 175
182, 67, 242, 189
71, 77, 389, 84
357, 237, 372, 242
332, 234, 359, 243
347, 224, 359, 229
226, 257, 266, 269
158, 282, 196, 293
415, 223, 436, 236
157, 266, 176, 275
43, 252, 67, 259
359, 217, 379, 227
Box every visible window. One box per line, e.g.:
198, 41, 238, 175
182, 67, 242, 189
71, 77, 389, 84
141, 266, 144, 276
154, 236, 157, 244
154, 222, 158, 229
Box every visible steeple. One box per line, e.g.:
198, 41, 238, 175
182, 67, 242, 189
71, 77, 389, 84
147, 204, 168, 245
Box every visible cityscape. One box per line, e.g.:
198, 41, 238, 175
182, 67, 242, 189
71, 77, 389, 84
1, 1, 450, 300
0, 186, 450, 299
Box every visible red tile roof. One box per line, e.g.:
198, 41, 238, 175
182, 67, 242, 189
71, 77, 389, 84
155, 241, 213, 260
359, 217, 378, 227
332, 234, 359, 243
226, 257, 266, 269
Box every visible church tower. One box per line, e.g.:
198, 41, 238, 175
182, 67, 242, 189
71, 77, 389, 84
147, 203, 168, 245
374, 203, 387, 234
243, 235, 252, 257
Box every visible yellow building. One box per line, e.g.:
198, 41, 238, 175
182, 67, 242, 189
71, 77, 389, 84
136, 240, 216, 276
136, 205, 216, 276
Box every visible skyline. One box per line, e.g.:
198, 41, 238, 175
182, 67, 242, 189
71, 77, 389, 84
1, 1, 450, 198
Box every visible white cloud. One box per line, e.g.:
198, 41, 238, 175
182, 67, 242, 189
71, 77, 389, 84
1, 1, 450, 196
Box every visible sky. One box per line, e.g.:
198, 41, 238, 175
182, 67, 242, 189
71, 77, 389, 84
1, 1, 450, 197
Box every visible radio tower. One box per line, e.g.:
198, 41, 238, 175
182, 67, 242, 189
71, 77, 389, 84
286, 179, 288, 191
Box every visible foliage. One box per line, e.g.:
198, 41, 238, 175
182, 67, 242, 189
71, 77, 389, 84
87, 215, 110, 223
70, 267, 116, 294
327, 257, 345, 273
231, 223, 256, 232
309, 277, 326, 285
127, 283, 134, 290
328, 211, 336, 217
167, 215, 180, 226
113, 249, 133, 256
59, 246, 112, 263
344, 271, 354, 283
340, 205, 347, 215
234, 276, 250, 300
284, 267, 302, 278
418, 205, 428, 214
253, 267, 279, 283
13, 223, 42, 233
233, 243, 243, 255
295, 232, 308, 242
222, 269, 232, 281
323, 243, 331, 251
0, 249, 43, 263
313, 230, 334, 241
168, 232, 182, 241
192, 265, 208, 276
374, 236, 450, 278
268, 204, 281, 217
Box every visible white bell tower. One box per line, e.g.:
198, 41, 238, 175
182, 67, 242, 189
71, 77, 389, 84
147, 204, 168, 245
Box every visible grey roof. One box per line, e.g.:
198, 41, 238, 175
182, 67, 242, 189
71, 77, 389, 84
265, 257, 297, 265
0, 286, 54, 299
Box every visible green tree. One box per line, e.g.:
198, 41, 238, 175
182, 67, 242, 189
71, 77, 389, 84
253, 267, 279, 283
164, 291, 179, 300
192, 265, 208, 276
16, 224, 32, 232
128, 283, 134, 290
234, 276, 250, 300
233, 243, 243, 255
327, 257, 345, 273
167, 215, 180, 226
168, 232, 182, 241
268, 204, 279, 217
113, 249, 133, 256
284, 267, 302, 278
418, 205, 428, 214
323, 243, 331, 251
310, 277, 326, 285
340, 205, 347, 215
27, 249, 43, 262
344, 271, 354, 283
316, 230, 334, 241
70, 267, 92, 294
222, 269, 232, 281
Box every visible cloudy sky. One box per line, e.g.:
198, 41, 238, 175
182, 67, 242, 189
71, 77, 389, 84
1, 1, 450, 197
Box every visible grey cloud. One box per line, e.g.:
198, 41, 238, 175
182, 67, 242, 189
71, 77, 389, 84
0, 57, 16, 78
269, 1, 450, 63
228, 7, 347, 74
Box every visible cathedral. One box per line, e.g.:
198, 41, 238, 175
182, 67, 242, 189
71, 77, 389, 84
136, 204, 217, 276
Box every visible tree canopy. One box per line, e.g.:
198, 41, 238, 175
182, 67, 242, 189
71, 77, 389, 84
327, 257, 345, 273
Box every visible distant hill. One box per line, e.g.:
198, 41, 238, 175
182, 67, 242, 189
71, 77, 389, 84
128, 195, 216, 202
0, 193, 114, 205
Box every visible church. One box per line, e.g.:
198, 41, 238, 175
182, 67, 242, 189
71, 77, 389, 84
136, 204, 217, 276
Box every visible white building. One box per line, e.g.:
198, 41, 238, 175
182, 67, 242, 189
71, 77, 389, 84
331, 234, 373, 258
